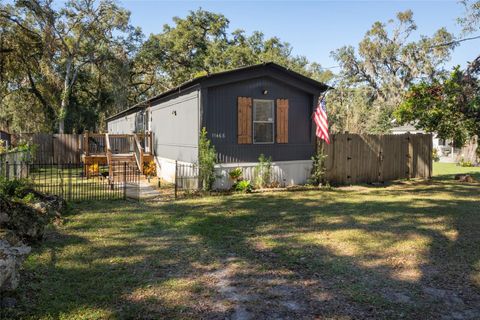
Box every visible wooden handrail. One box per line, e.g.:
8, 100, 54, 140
133, 133, 144, 174
105, 133, 111, 153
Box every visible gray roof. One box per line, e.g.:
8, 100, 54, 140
390, 123, 425, 133
107, 62, 331, 122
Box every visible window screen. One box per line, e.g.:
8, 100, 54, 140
253, 100, 274, 143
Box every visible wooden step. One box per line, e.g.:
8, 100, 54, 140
111, 158, 135, 162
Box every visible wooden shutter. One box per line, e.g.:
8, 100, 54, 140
276, 99, 289, 143
237, 97, 252, 144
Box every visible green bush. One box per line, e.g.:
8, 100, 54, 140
228, 167, 243, 182
432, 148, 440, 162
308, 147, 328, 186
198, 128, 217, 191
234, 180, 253, 193
458, 158, 473, 167
0, 177, 33, 199
0, 139, 36, 162
254, 154, 272, 188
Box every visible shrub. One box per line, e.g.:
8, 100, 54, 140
308, 147, 328, 186
254, 154, 272, 188
198, 127, 217, 191
229, 167, 243, 182
14, 140, 36, 162
0, 177, 32, 199
234, 180, 253, 193
458, 158, 473, 167
0, 140, 7, 154
0, 139, 36, 162
143, 160, 156, 177
88, 163, 99, 175
432, 148, 440, 162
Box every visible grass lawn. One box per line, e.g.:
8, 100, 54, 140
433, 161, 480, 180
3, 163, 480, 319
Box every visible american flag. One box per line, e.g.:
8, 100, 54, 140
313, 98, 330, 144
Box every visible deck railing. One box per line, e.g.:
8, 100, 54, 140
83, 131, 153, 156
109, 135, 134, 154
136, 132, 153, 154
83, 132, 106, 155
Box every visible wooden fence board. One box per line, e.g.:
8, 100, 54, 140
8, 132, 432, 184
12, 133, 83, 164
320, 133, 432, 185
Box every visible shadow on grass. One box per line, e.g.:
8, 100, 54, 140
3, 181, 480, 319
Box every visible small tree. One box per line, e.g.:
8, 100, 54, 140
395, 67, 480, 147
254, 154, 272, 188
198, 127, 216, 191
308, 146, 328, 186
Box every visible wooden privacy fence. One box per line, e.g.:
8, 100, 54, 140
318, 133, 433, 185
12, 133, 83, 164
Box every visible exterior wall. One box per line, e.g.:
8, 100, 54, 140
204, 76, 316, 163
107, 112, 137, 134
214, 160, 313, 190
150, 88, 200, 164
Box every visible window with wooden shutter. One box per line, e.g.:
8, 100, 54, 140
237, 97, 252, 144
276, 99, 289, 143
253, 100, 274, 144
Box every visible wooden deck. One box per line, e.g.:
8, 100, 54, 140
82, 131, 154, 182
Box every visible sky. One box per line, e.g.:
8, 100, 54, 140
120, 0, 479, 71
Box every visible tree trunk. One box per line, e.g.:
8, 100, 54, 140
58, 57, 73, 133
58, 98, 67, 133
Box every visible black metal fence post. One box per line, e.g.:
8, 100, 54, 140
68, 162, 72, 201
59, 163, 64, 199
174, 160, 178, 199
123, 161, 127, 200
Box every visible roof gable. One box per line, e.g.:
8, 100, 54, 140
198, 63, 329, 95
107, 62, 330, 121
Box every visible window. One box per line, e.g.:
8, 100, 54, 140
253, 99, 274, 143
135, 112, 144, 133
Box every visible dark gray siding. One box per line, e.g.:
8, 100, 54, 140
205, 76, 317, 163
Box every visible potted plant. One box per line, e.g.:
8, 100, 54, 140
228, 167, 243, 182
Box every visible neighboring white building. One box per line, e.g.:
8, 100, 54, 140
389, 123, 460, 163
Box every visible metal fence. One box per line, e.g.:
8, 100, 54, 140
174, 162, 200, 198
0, 162, 140, 201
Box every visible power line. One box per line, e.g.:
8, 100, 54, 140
430, 35, 480, 48
321, 35, 480, 71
